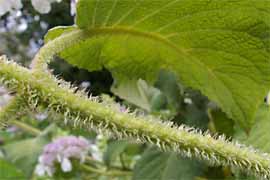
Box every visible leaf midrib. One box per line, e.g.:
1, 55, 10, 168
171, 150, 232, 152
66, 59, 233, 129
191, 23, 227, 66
85, 26, 188, 55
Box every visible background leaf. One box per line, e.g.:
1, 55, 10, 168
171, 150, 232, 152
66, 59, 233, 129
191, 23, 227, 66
103, 140, 142, 168
111, 79, 162, 112
154, 70, 182, 113
246, 105, 270, 153
210, 109, 234, 137
103, 140, 130, 167
133, 147, 203, 180
1, 124, 65, 178
0, 158, 25, 179
3, 132, 49, 177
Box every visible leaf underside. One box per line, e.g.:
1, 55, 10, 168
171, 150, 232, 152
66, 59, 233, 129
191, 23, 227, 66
45, 0, 270, 131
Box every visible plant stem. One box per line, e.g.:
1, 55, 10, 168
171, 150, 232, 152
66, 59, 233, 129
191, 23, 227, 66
120, 153, 128, 170
31, 29, 88, 72
9, 119, 41, 136
81, 164, 132, 177
207, 108, 217, 133
85, 156, 104, 166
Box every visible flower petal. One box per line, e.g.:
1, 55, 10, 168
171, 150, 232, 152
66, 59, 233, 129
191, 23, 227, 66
35, 164, 46, 176
61, 158, 72, 172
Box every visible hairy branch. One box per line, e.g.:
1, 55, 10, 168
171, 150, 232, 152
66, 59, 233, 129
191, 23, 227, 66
0, 56, 269, 178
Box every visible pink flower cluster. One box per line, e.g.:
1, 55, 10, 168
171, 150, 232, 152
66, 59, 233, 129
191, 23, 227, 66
35, 136, 89, 177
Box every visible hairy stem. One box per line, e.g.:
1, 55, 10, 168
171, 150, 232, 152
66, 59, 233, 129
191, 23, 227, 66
31, 29, 88, 72
0, 56, 269, 179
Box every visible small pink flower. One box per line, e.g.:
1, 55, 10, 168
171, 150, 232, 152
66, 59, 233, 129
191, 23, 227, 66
35, 136, 89, 177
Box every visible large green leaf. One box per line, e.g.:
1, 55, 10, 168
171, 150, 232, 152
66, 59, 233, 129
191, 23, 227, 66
46, 0, 270, 130
132, 147, 203, 180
